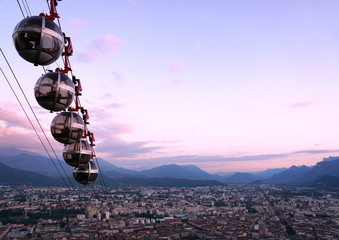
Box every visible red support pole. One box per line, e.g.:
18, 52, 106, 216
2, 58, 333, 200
39, 0, 59, 21
55, 36, 73, 73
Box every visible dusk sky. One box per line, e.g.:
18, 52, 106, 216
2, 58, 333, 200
1, 0, 339, 173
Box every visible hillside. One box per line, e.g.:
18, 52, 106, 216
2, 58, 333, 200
141, 164, 217, 180
0, 162, 62, 186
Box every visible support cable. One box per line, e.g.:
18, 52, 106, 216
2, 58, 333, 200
23, 0, 32, 16
0, 65, 69, 188
21, 0, 29, 17
17, 0, 49, 75
0, 48, 78, 193
16, 0, 26, 18
93, 150, 109, 196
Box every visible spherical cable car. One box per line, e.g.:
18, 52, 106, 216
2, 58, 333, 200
13, 16, 64, 66
34, 72, 75, 112
73, 160, 99, 185
63, 139, 92, 167
50, 111, 84, 144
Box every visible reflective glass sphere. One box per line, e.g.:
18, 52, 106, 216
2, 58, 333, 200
73, 160, 98, 185
63, 139, 91, 167
34, 72, 75, 112
50, 111, 84, 144
13, 16, 64, 65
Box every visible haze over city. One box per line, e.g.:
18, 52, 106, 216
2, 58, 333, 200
1, 0, 339, 173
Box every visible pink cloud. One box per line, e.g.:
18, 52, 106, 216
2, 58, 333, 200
91, 108, 133, 135
0, 104, 161, 161
77, 34, 122, 62
94, 35, 121, 51
169, 61, 184, 73
171, 79, 183, 87
86, 107, 163, 158
0, 105, 63, 155
0, 107, 31, 129
66, 18, 86, 33
0, 124, 41, 152
76, 50, 99, 62
285, 101, 314, 109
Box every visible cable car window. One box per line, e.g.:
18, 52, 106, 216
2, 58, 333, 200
89, 174, 98, 182
44, 19, 63, 35
42, 35, 60, 53
56, 115, 67, 124
71, 130, 82, 140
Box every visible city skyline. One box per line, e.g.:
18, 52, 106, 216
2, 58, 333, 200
1, 0, 339, 173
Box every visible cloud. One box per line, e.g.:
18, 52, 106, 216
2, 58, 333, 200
0, 102, 158, 159
290, 149, 339, 155
77, 34, 122, 62
87, 107, 163, 158
0, 105, 64, 155
111, 71, 124, 88
65, 18, 86, 33
97, 93, 123, 109
96, 139, 162, 158
107, 148, 339, 170
76, 50, 98, 62
161, 149, 339, 163
0, 115, 43, 154
171, 79, 183, 87
95, 35, 121, 51
169, 61, 184, 73
0, 107, 31, 129
0, 126, 38, 149
107, 103, 123, 109
285, 101, 314, 109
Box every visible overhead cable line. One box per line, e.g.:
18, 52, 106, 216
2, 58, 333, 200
0, 57, 68, 188
16, 0, 26, 18
23, 0, 32, 16
0, 48, 77, 193
13, 0, 83, 193
13, 0, 108, 196
21, 0, 29, 17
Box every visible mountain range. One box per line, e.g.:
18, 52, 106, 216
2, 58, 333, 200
267, 158, 339, 184
0, 162, 61, 186
0, 148, 338, 188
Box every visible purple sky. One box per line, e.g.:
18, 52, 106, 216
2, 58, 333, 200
1, 0, 339, 173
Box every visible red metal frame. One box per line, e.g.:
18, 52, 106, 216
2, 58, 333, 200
88, 131, 96, 158
68, 76, 96, 151
39, 1, 97, 159
39, 0, 59, 21
55, 36, 73, 73
68, 76, 82, 111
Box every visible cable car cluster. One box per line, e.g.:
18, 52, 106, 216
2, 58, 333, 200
12, 0, 98, 185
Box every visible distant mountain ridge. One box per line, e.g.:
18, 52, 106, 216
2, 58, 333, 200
268, 165, 311, 184
267, 159, 339, 184
0, 161, 225, 187
140, 164, 217, 180
1, 147, 339, 187
223, 172, 259, 183
0, 153, 69, 177
0, 162, 61, 186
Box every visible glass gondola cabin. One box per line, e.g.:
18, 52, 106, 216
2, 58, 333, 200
50, 111, 84, 144
73, 160, 98, 185
13, 16, 64, 66
34, 72, 75, 112
63, 139, 92, 167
